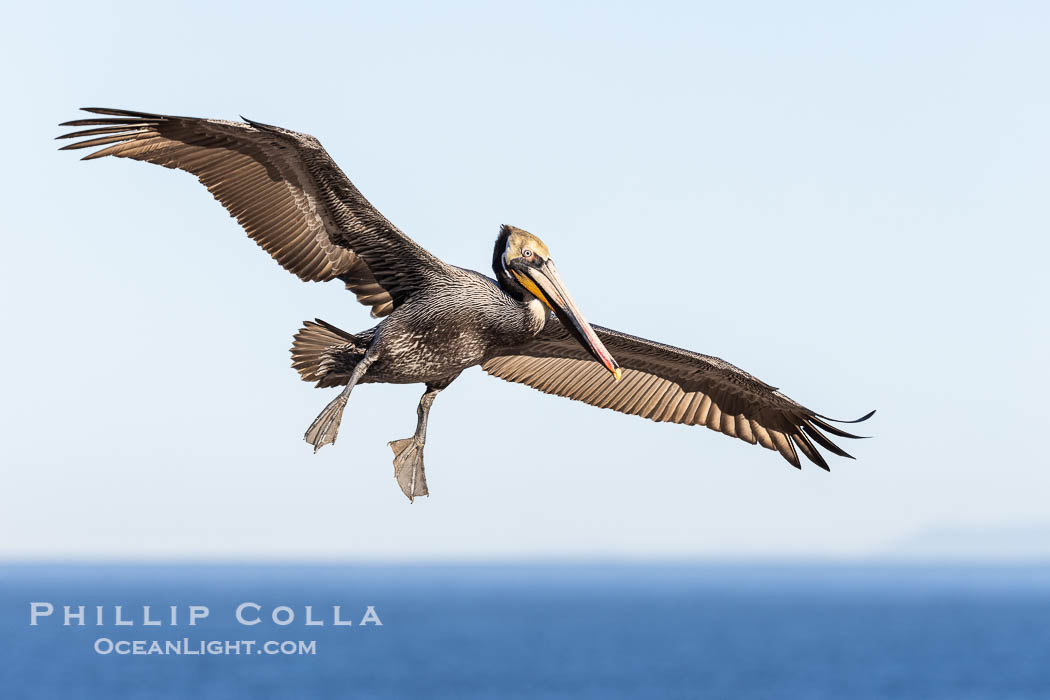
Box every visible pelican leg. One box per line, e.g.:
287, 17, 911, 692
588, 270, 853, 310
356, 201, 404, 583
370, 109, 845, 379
389, 378, 455, 502
304, 346, 377, 452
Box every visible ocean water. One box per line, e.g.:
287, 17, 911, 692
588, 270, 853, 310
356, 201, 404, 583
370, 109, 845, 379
2, 563, 1049, 699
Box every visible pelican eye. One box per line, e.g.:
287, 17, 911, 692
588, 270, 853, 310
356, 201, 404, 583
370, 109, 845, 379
522, 249, 533, 259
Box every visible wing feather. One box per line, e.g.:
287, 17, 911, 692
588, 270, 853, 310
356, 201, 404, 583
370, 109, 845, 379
59, 107, 448, 317
483, 319, 872, 470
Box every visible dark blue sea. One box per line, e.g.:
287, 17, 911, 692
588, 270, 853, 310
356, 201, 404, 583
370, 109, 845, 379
3, 563, 1049, 699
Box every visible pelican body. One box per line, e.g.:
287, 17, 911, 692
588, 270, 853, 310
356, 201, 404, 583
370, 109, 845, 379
59, 108, 873, 501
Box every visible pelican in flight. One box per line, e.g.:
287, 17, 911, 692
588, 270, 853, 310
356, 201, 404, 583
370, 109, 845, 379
59, 108, 873, 501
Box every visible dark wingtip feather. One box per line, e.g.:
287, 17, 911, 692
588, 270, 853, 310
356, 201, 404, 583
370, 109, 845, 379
81, 107, 166, 119
59, 117, 158, 127
801, 423, 855, 459
817, 409, 876, 424
809, 416, 871, 440
792, 431, 830, 471
56, 126, 144, 141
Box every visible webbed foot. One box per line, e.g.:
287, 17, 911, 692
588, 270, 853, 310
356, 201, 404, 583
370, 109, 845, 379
388, 437, 429, 502
305, 394, 348, 452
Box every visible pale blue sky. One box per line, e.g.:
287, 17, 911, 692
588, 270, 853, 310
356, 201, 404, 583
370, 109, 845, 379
1, 1, 1046, 559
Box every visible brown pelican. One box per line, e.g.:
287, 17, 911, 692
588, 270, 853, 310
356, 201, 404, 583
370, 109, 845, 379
58, 108, 874, 501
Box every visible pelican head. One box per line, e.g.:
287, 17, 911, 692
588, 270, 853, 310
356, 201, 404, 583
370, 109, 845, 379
495, 225, 621, 381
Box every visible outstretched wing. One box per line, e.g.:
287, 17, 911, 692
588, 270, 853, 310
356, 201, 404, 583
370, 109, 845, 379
483, 320, 873, 469
58, 107, 448, 317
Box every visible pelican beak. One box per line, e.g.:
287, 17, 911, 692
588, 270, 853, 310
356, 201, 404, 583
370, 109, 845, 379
515, 259, 621, 381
